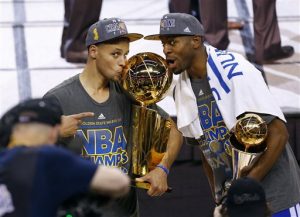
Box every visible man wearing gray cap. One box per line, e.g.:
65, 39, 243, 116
0, 98, 130, 217
145, 13, 300, 216
44, 17, 182, 217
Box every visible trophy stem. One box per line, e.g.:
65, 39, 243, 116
131, 105, 170, 178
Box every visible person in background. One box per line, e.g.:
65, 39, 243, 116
168, 0, 244, 50
0, 98, 130, 217
169, 0, 294, 64
61, 0, 102, 63
213, 177, 271, 217
195, 0, 293, 63
144, 12, 300, 216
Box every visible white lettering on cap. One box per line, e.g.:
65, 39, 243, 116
161, 19, 175, 28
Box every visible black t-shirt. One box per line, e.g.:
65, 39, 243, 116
0, 146, 97, 217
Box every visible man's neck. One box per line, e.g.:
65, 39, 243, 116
80, 68, 110, 103
188, 48, 207, 79
81, 66, 108, 90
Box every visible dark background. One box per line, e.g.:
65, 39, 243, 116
138, 113, 300, 217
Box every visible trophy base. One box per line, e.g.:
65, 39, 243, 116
131, 179, 173, 193
133, 180, 151, 190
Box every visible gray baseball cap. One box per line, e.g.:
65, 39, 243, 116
86, 18, 143, 47
144, 13, 204, 40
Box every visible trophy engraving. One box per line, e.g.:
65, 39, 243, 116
121, 52, 173, 190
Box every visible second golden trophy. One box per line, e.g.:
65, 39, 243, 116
230, 113, 268, 180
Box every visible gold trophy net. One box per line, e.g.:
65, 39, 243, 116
121, 52, 173, 190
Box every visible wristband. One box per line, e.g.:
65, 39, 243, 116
156, 164, 169, 175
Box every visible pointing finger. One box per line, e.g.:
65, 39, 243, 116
71, 112, 95, 120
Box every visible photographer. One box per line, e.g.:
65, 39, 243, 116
0, 98, 130, 217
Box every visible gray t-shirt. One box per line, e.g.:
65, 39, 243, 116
191, 78, 233, 203
190, 76, 300, 213
44, 74, 136, 217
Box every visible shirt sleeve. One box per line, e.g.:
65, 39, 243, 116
148, 104, 170, 119
260, 114, 276, 124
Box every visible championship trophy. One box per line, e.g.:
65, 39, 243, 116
121, 52, 173, 191
230, 113, 268, 181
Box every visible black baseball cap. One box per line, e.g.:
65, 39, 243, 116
0, 98, 63, 147
86, 18, 143, 47
144, 13, 204, 40
226, 177, 267, 217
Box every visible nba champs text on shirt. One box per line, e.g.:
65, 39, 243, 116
78, 116, 129, 174
191, 78, 232, 172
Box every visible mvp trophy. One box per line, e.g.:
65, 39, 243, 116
121, 52, 173, 191
230, 113, 268, 181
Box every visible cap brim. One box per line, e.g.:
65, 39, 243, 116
144, 33, 200, 40
126, 33, 144, 42
144, 34, 161, 40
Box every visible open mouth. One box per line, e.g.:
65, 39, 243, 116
166, 59, 176, 68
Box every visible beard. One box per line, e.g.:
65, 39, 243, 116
173, 69, 184, 75
169, 65, 184, 75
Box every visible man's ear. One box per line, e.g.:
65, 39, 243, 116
191, 36, 202, 49
89, 45, 98, 59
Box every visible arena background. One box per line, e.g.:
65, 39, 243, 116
0, 0, 299, 216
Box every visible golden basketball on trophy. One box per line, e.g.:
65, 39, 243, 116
230, 113, 268, 180
122, 52, 172, 105
121, 52, 173, 190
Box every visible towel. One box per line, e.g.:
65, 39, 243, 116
175, 45, 285, 139
174, 70, 202, 138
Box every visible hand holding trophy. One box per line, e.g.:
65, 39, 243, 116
121, 52, 173, 192
225, 113, 268, 191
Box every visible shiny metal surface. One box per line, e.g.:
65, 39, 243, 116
121, 52, 172, 190
121, 52, 172, 106
131, 105, 171, 176
231, 147, 264, 180
234, 113, 268, 152
231, 113, 268, 180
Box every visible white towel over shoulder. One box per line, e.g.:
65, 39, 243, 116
175, 70, 202, 138
175, 45, 285, 139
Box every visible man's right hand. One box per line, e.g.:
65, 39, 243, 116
91, 166, 130, 198
60, 112, 94, 137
